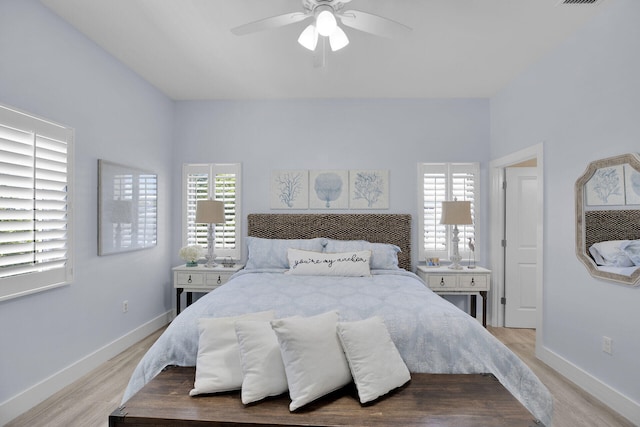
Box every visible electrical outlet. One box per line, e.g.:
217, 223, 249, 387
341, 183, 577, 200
122, 300, 129, 313
602, 336, 612, 355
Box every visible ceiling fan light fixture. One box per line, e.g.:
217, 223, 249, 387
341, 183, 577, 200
329, 26, 349, 51
298, 24, 318, 51
315, 8, 337, 36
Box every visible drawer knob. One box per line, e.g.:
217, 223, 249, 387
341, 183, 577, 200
188, 275, 192, 284
440, 277, 445, 286
217, 275, 222, 284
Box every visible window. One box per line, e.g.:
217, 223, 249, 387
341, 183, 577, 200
0, 104, 73, 301
418, 162, 479, 263
182, 163, 241, 260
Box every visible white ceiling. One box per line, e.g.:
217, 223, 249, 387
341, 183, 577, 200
40, 0, 610, 100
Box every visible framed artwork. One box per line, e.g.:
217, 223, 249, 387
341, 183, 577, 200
270, 170, 309, 209
585, 165, 624, 206
98, 159, 157, 255
309, 170, 349, 209
624, 163, 640, 205
349, 169, 389, 209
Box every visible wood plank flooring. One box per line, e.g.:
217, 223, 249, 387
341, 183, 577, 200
6, 327, 634, 427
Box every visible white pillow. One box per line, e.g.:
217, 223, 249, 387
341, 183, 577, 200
337, 316, 411, 403
324, 239, 402, 270
271, 311, 352, 411
589, 240, 634, 267
235, 319, 288, 404
621, 240, 640, 266
245, 237, 327, 269
286, 248, 371, 277
189, 311, 275, 396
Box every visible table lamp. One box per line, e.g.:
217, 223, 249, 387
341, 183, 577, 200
440, 200, 473, 270
195, 199, 225, 267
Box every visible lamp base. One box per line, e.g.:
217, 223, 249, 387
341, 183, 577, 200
449, 229, 464, 270
204, 255, 218, 268
205, 223, 218, 268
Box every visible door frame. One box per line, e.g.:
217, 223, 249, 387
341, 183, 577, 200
489, 143, 544, 353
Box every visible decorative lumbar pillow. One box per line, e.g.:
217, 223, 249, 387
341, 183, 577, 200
286, 248, 371, 277
189, 311, 275, 396
245, 237, 327, 270
589, 240, 634, 267
235, 319, 288, 404
271, 311, 352, 411
337, 316, 411, 404
324, 239, 402, 270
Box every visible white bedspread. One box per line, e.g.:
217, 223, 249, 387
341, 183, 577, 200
122, 269, 553, 425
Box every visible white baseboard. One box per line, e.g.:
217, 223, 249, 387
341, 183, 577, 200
538, 345, 640, 425
0, 310, 172, 426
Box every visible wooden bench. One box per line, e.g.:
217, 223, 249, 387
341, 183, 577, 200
110, 366, 540, 427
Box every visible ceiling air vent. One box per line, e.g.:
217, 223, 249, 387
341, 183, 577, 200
557, 0, 602, 4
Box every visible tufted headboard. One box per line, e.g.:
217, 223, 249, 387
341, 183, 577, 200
247, 213, 412, 271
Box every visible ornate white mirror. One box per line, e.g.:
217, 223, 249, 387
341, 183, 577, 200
575, 153, 640, 286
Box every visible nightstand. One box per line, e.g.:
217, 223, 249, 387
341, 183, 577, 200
173, 264, 243, 314
416, 265, 491, 328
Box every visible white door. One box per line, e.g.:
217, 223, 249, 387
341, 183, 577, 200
505, 167, 538, 328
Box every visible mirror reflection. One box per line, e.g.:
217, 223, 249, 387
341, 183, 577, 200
575, 153, 640, 286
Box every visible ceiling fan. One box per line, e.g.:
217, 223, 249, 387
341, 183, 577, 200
230, 0, 411, 57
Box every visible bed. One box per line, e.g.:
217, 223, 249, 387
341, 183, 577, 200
121, 213, 553, 426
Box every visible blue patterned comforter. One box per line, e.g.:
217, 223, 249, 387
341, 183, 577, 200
122, 269, 553, 425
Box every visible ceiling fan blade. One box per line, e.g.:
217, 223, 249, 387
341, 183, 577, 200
231, 12, 310, 36
338, 9, 411, 39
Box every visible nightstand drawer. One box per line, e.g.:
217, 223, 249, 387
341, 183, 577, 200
426, 274, 458, 289
176, 272, 204, 286
205, 272, 231, 286
458, 274, 488, 290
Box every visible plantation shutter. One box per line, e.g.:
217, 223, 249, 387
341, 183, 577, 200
422, 164, 447, 258
137, 172, 158, 247
183, 163, 241, 260
418, 163, 478, 263
0, 105, 73, 301
451, 166, 476, 258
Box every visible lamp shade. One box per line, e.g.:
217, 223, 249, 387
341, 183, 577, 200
440, 201, 473, 225
195, 200, 225, 224
298, 24, 318, 51
315, 7, 337, 36
329, 26, 349, 51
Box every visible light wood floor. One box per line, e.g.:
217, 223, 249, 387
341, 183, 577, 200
6, 327, 634, 427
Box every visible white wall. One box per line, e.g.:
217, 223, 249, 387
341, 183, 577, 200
0, 0, 174, 421
491, 0, 640, 422
172, 99, 491, 268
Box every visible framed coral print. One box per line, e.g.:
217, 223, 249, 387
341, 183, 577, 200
349, 169, 389, 209
309, 170, 349, 209
624, 163, 640, 205
585, 165, 624, 206
98, 159, 158, 255
270, 170, 309, 209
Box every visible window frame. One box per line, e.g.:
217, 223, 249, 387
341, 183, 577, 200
417, 162, 479, 264
0, 104, 74, 302
182, 163, 242, 260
